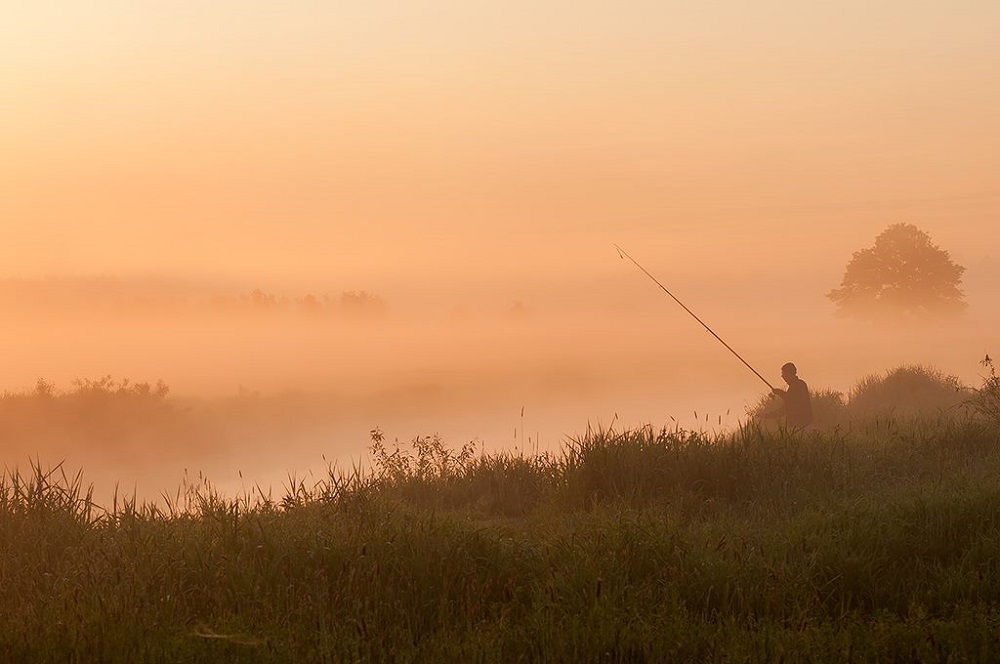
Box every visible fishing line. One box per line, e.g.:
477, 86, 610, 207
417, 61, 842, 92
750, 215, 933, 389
614, 243, 775, 391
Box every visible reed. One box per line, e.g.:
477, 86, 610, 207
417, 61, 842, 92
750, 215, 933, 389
3, 366, 1000, 661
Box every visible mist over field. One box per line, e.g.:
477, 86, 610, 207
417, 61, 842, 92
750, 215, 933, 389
1, 257, 996, 504
4, 1, 999, 509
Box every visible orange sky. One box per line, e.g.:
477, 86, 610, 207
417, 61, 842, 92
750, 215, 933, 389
4, 1, 998, 289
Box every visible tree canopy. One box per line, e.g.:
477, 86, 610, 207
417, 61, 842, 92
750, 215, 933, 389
827, 223, 966, 318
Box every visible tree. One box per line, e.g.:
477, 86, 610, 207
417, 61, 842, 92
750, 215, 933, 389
827, 223, 966, 318
339, 290, 387, 317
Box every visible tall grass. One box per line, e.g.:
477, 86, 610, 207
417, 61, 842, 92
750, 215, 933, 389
3, 365, 1000, 661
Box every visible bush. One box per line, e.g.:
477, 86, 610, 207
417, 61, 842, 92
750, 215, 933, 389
745, 388, 846, 429
847, 365, 966, 417
745, 365, 969, 429
965, 354, 1000, 423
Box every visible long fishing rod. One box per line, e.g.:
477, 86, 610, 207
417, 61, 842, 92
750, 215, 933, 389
614, 243, 775, 391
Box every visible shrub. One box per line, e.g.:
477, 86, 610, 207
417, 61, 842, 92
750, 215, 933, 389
965, 354, 1000, 423
745, 388, 846, 429
847, 365, 966, 418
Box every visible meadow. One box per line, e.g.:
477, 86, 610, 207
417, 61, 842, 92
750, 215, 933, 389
2, 364, 999, 662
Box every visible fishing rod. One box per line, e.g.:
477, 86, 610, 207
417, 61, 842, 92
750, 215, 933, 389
614, 243, 775, 391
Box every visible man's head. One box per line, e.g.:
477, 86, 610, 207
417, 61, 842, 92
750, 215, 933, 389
781, 362, 797, 384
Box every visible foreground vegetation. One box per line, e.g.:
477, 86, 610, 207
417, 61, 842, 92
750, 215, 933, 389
2, 363, 1000, 662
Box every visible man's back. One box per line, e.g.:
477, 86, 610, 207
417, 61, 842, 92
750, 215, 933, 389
783, 376, 813, 428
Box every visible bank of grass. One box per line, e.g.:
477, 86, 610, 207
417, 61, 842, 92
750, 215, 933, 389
4, 356, 1000, 662
2, 411, 1000, 662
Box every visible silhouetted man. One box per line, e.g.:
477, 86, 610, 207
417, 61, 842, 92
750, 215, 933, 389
770, 362, 813, 429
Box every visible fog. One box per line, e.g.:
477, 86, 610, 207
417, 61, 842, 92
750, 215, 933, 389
6, 0, 1000, 508
1, 260, 996, 505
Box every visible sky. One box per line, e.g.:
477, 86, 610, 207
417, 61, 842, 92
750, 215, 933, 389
4, 1, 999, 288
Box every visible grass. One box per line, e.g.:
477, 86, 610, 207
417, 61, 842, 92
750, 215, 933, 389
2, 366, 1000, 662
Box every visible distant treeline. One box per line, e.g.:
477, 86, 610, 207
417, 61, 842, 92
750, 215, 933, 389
0, 277, 386, 317
211, 289, 387, 317
0, 375, 350, 468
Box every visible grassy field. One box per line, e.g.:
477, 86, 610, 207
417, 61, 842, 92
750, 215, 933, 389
2, 364, 1000, 662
